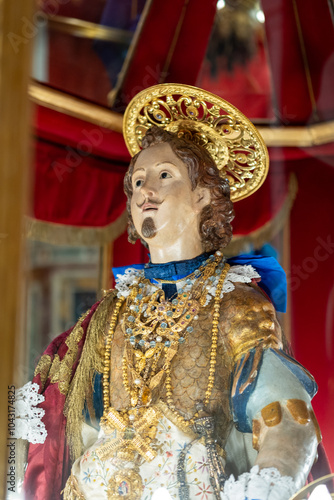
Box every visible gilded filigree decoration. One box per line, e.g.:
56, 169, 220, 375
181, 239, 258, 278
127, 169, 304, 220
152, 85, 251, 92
49, 326, 85, 395
34, 321, 87, 395
123, 84, 269, 202
98, 406, 161, 462
62, 473, 86, 500
34, 354, 52, 388
64, 292, 118, 460
107, 469, 143, 500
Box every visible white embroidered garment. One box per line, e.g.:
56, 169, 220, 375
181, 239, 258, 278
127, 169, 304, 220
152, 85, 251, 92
220, 465, 296, 500
14, 382, 47, 444
71, 414, 223, 499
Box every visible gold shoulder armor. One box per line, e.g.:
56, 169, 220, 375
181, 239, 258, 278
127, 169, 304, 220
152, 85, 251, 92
221, 283, 283, 362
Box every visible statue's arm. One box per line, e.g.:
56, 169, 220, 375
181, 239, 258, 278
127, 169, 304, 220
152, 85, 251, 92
253, 398, 319, 490
220, 282, 320, 494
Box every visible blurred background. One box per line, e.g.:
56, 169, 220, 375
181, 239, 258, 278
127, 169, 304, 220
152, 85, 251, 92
1, 0, 333, 495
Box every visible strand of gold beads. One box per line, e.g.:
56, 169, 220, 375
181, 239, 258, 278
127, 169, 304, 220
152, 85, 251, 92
165, 263, 230, 427
102, 257, 229, 423
102, 295, 125, 414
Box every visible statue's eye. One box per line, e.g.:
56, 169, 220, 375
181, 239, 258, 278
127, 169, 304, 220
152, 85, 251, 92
160, 171, 171, 179
135, 179, 143, 187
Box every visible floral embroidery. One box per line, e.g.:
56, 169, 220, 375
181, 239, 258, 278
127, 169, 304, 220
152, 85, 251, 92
82, 468, 93, 484
82, 451, 91, 463
176, 442, 190, 454
196, 456, 209, 474
196, 482, 213, 499
74, 415, 217, 498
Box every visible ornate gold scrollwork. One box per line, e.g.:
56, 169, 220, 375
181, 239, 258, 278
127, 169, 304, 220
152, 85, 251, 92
123, 84, 269, 202
107, 469, 143, 500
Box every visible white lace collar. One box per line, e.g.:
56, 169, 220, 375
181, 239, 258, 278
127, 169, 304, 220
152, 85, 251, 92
115, 264, 260, 304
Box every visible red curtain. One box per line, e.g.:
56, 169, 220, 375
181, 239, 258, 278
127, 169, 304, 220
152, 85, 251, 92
33, 106, 129, 226
288, 155, 334, 467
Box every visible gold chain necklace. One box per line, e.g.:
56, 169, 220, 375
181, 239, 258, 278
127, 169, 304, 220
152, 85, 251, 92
123, 251, 224, 351
100, 256, 230, 463
164, 263, 230, 427
120, 252, 225, 411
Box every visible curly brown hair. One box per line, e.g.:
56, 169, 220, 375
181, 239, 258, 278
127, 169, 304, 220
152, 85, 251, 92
123, 126, 234, 252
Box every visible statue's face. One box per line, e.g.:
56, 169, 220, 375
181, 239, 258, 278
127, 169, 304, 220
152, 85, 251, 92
130, 142, 209, 250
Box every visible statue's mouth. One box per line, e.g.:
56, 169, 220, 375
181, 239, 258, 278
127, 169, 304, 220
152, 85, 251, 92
142, 203, 159, 212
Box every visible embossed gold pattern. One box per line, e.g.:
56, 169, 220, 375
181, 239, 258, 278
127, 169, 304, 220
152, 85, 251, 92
226, 285, 283, 362
123, 84, 269, 202
261, 401, 282, 427
97, 406, 161, 462
107, 469, 143, 500
227, 284, 284, 398
165, 264, 230, 428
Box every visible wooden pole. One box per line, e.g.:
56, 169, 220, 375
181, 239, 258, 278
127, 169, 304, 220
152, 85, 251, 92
0, 0, 35, 496
98, 242, 114, 298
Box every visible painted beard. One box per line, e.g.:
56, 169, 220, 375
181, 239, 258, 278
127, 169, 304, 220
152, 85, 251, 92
141, 217, 157, 239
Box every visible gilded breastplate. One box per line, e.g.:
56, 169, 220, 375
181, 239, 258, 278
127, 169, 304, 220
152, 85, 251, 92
108, 302, 233, 448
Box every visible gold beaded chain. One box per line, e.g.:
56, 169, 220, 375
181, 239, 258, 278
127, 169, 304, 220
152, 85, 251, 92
102, 262, 230, 430
122, 251, 224, 353
164, 263, 230, 427
102, 296, 125, 412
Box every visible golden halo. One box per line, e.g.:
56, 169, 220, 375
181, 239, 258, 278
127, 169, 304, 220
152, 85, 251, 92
123, 83, 269, 202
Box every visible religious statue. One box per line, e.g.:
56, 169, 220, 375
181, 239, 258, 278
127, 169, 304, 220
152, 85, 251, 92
16, 84, 322, 500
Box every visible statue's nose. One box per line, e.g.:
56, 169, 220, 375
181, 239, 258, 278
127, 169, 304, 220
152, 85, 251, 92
140, 179, 157, 198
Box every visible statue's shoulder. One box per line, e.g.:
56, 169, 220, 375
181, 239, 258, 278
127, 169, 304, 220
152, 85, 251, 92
219, 265, 283, 360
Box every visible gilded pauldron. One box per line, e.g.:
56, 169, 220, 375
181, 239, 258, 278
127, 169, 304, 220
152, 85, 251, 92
227, 291, 283, 363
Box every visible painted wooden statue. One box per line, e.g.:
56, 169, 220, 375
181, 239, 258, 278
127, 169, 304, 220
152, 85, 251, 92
16, 85, 321, 500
